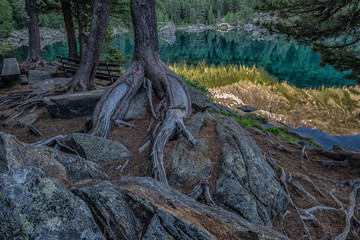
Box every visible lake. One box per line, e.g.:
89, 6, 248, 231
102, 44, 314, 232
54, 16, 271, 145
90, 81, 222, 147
2, 30, 357, 89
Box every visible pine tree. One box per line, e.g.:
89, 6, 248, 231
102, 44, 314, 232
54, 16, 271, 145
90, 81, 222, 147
0, 0, 15, 38
208, 6, 215, 24
258, 0, 360, 82
189, 7, 197, 24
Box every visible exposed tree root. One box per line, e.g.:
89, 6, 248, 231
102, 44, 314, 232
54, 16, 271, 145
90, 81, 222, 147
280, 167, 313, 239
301, 146, 310, 162
293, 173, 327, 199
278, 165, 360, 240
189, 179, 215, 205
332, 184, 360, 240
31, 135, 81, 157
91, 60, 197, 185
28, 124, 43, 137
0, 90, 57, 123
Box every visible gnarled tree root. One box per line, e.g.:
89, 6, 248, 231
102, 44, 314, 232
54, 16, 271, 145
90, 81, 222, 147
91, 60, 197, 185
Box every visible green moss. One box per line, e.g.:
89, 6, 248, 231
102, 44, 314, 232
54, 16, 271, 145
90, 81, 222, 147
265, 127, 300, 142
219, 110, 229, 116
233, 114, 265, 129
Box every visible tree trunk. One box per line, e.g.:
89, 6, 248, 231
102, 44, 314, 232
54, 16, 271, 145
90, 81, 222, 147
92, 0, 196, 185
61, 1, 77, 59
25, 0, 42, 62
71, 0, 111, 92
76, 4, 86, 59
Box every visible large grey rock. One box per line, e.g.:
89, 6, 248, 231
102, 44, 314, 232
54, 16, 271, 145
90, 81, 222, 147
142, 211, 212, 240
168, 113, 213, 185
112, 177, 289, 240
27, 69, 52, 83
44, 87, 148, 119
16, 113, 39, 127
0, 167, 105, 240
64, 133, 131, 164
44, 90, 105, 119
72, 181, 141, 240
30, 77, 72, 91
0, 132, 108, 184
124, 87, 148, 121
189, 86, 219, 113
73, 180, 215, 240
214, 117, 288, 226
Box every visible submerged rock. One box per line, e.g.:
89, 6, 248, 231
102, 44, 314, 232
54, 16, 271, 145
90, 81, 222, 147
214, 117, 288, 226
0, 167, 105, 240
64, 133, 131, 164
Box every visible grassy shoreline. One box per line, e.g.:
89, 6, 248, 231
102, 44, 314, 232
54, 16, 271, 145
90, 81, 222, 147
170, 62, 360, 135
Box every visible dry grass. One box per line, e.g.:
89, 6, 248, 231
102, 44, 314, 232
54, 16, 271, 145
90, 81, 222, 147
170, 62, 360, 135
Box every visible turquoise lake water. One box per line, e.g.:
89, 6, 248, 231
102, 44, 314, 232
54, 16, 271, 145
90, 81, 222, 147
1, 30, 357, 88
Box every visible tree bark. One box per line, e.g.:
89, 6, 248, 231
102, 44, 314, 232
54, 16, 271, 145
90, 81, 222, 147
71, 0, 111, 92
25, 0, 42, 62
61, 1, 77, 59
76, 3, 86, 59
92, 0, 195, 185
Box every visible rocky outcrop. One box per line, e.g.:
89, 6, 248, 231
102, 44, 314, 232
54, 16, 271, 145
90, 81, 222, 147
159, 22, 176, 44
189, 86, 219, 113
64, 133, 131, 164
72, 177, 289, 240
0, 167, 105, 240
4, 27, 66, 51
0, 133, 108, 185
0, 84, 293, 238
214, 117, 288, 226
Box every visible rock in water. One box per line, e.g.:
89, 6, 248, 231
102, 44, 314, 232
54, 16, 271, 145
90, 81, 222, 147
214, 117, 288, 226
0, 167, 105, 240
64, 133, 131, 164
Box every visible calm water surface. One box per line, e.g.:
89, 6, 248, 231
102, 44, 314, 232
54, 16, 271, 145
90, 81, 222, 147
2, 30, 357, 88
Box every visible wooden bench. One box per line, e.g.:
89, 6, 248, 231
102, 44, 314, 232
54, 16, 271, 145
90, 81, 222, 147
1, 58, 20, 82
56, 56, 122, 83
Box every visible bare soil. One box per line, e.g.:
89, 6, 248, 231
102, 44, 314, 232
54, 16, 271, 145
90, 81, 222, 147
0, 82, 359, 240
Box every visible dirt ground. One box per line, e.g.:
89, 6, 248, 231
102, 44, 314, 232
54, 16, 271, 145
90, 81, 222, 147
0, 82, 359, 240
